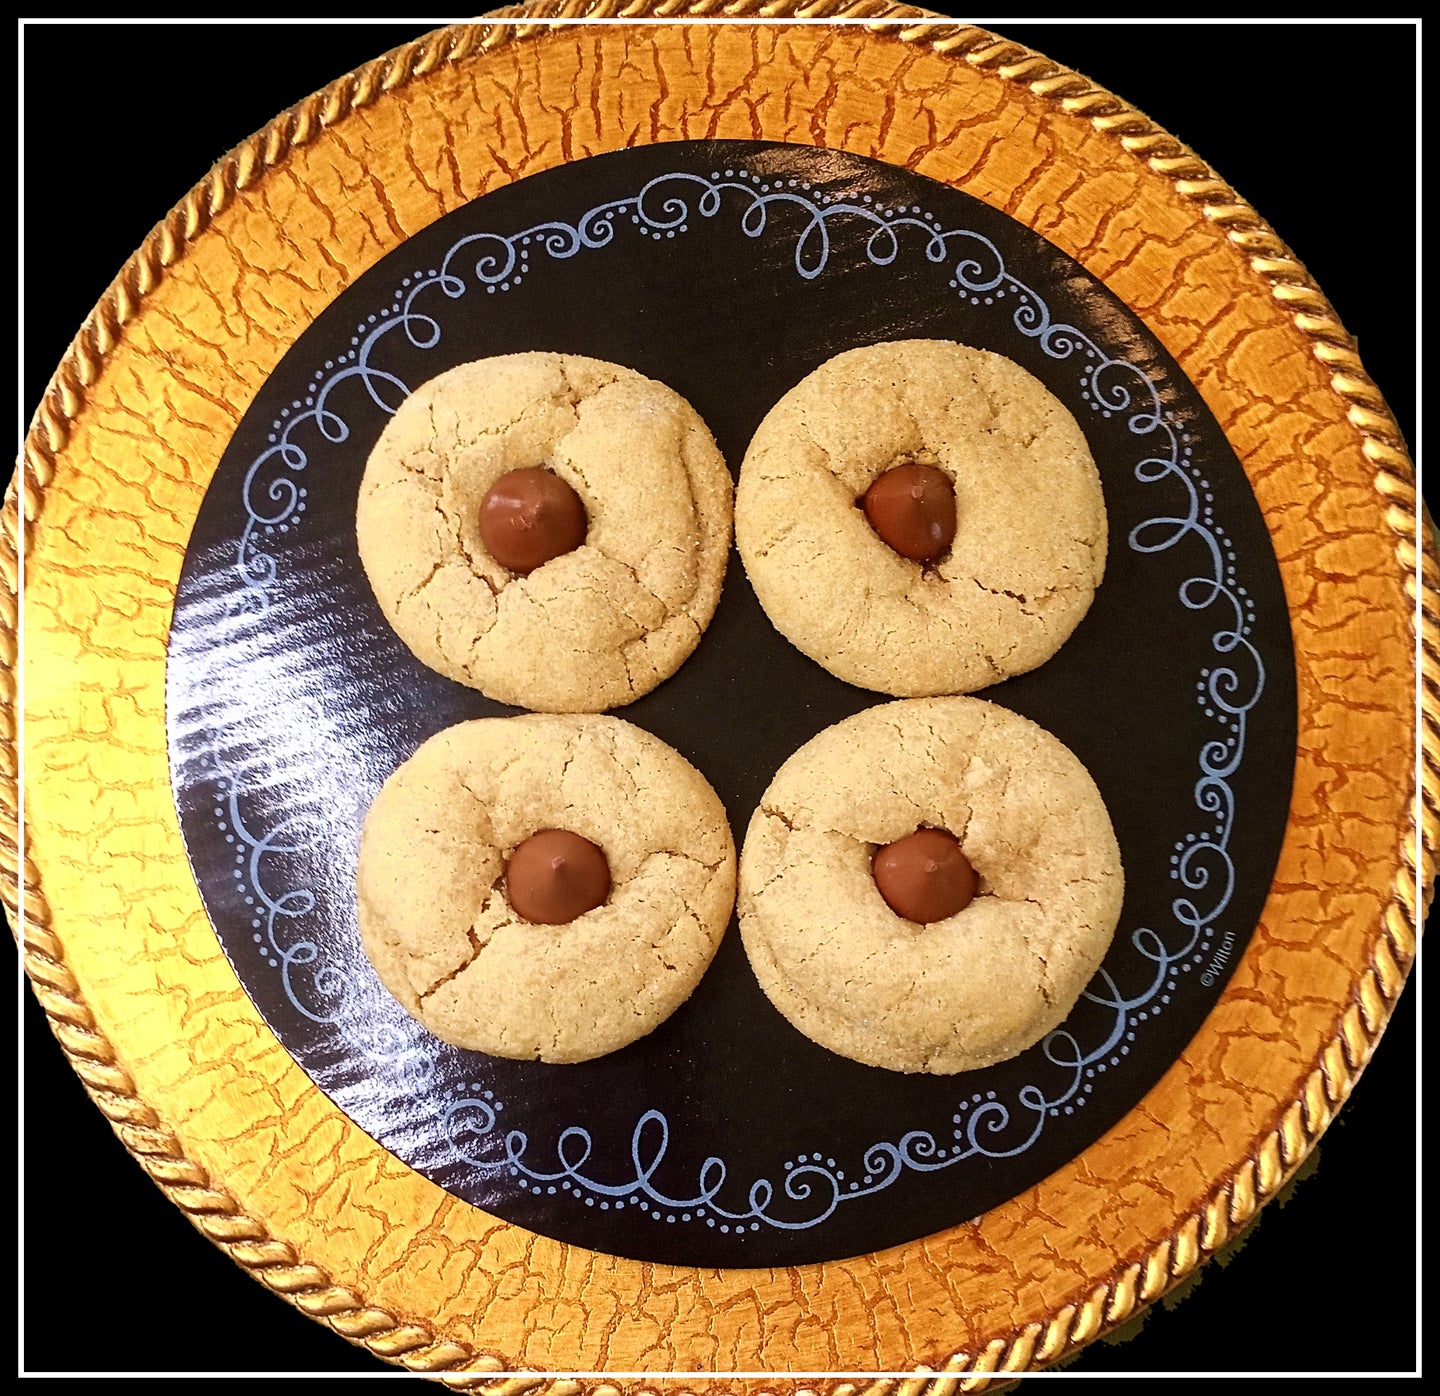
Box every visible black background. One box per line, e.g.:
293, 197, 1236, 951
18, 16, 1419, 1377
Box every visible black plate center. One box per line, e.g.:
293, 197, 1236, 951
167, 141, 1295, 1266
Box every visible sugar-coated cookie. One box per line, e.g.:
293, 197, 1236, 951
735, 339, 1107, 695
357, 353, 732, 712
738, 697, 1123, 1074
357, 715, 736, 1063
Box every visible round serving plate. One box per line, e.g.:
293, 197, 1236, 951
13, 9, 1424, 1381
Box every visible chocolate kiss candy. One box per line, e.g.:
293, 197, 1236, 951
479, 467, 588, 575
861, 461, 957, 564
872, 826, 978, 923
505, 829, 611, 925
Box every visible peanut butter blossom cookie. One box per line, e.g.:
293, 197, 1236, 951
738, 697, 1123, 1075
356, 715, 736, 1063
356, 353, 733, 712
735, 339, 1108, 695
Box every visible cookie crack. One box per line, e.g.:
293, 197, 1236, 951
602, 547, 689, 617
451, 521, 502, 596
467, 407, 530, 444
415, 878, 509, 1004
968, 575, 1078, 621
635, 846, 728, 877
395, 552, 446, 609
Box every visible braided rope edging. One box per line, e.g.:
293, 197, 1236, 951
6, 5, 1429, 1387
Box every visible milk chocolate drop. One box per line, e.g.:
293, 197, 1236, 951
505, 829, 611, 925
872, 827, 977, 923
862, 461, 957, 563
479, 467, 587, 575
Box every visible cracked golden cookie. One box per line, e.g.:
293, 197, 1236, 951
356, 353, 733, 712
734, 339, 1107, 695
738, 697, 1123, 1074
356, 714, 736, 1063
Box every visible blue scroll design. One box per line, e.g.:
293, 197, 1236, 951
210, 159, 1264, 1231
202, 742, 341, 1024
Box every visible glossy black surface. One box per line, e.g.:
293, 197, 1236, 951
165, 139, 1294, 1267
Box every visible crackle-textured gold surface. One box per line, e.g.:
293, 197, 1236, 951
8, 3, 1431, 1385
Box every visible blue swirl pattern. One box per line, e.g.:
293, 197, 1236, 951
215, 161, 1264, 1233
200, 742, 342, 1024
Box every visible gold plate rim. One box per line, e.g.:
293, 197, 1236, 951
8, 6, 1429, 1382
